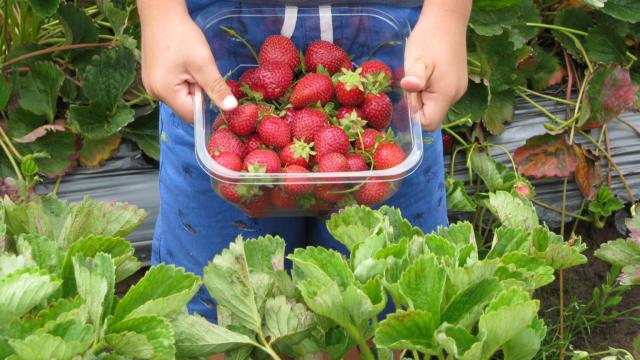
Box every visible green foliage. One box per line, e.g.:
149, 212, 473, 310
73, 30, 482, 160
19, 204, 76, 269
596, 204, 640, 285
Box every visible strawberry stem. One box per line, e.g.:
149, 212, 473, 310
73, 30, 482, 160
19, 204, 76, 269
367, 41, 401, 60
220, 26, 259, 63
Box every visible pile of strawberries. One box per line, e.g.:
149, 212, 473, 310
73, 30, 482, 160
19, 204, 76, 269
207, 35, 406, 216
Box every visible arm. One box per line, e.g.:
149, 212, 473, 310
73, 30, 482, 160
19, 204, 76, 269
137, 0, 237, 123
401, 0, 472, 131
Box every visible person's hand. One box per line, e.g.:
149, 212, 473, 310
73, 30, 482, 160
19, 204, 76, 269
138, 0, 238, 123
400, 1, 472, 131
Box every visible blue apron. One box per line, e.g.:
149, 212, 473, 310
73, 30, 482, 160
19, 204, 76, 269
152, 0, 448, 322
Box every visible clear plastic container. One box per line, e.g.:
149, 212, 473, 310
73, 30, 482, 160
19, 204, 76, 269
194, 6, 423, 216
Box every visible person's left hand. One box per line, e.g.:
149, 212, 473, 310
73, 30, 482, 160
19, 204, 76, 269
401, 3, 471, 131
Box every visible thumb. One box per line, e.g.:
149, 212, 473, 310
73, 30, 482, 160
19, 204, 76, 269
190, 52, 238, 112
400, 57, 433, 93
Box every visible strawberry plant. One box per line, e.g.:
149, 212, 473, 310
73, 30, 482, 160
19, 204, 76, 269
0, 0, 157, 189
596, 204, 640, 286
187, 194, 586, 360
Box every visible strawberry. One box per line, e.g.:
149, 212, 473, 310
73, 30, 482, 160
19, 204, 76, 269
314, 126, 350, 157
218, 183, 242, 203
240, 68, 258, 84
243, 149, 281, 173
244, 134, 263, 152
225, 103, 259, 136
355, 181, 389, 205
271, 188, 296, 209
373, 143, 405, 170
212, 115, 226, 130
226, 80, 247, 99
257, 115, 291, 148
208, 128, 247, 159
283, 165, 314, 195
335, 108, 367, 141
317, 152, 348, 172
305, 40, 352, 75
355, 128, 382, 154
292, 108, 328, 142
442, 131, 453, 155
360, 60, 393, 82
242, 190, 272, 217
362, 93, 392, 130
336, 106, 364, 120
315, 184, 345, 202
254, 62, 294, 100
280, 139, 315, 168
346, 153, 369, 171
335, 69, 365, 106
213, 152, 242, 171
259, 35, 300, 71
290, 73, 334, 108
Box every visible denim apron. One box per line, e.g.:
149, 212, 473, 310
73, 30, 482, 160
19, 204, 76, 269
152, 0, 448, 322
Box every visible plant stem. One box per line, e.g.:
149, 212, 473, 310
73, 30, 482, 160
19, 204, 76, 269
531, 199, 591, 221
579, 130, 636, 203
443, 127, 468, 147
1, 42, 113, 68
0, 135, 22, 181
219, 26, 258, 63
443, 114, 472, 129
559, 268, 565, 360
517, 86, 576, 105
0, 125, 22, 160
617, 117, 640, 137
526, 22, 588, 36
516, 90, 564, 125
570, 199, 587, 235
52, 176, 62, 196
526, 23, 593, 72
412, 350, 420, 359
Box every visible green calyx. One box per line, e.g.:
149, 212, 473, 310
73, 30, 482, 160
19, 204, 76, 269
337, 110, 368, 141
291, 139, 316, 161
246, 163, 267, 174
236, 184, 263, 203
297, 194, 317, 209
364, 71, 392, 94
336, 68, 365, 91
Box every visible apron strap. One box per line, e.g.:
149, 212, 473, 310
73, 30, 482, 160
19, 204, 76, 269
319, 5, 334, 42
280, 5, 299, 38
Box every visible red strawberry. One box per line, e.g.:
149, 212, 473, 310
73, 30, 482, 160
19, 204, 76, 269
226, 80, 247, 99
290, 73, 334, 108
284, 108, 298, 131
442, 131, 453, 155
292, 108, 328, 142
283, 165, 314, 195
212, 115, 226, 130
335, 69, 365, 106
213, 152, 242, 171
208, 128, 247, 159
314, 126, 350, 156
317, 152, 348, 172
280, 139, 315, 168
244, 134, 263, 152
336, 106, 364, 120
305, 40, 352, 75
355, 181, 389, 205
240, 68, 258, 84
335, 108, 367, 141
315, 184, 345, 202
373, 143, 405, 170
219, 183, 242, 203
243, 149, 281, 173
225, 103, 259, 136
355, 128, 382, 154
271, 188, 296, 209
360, 60, 393, 82
362, 93, 392, 130
259, 35, 300, 71
346, 153, 369, 171
257, 115, 291, 148
254, 62, 294, 100
242, 191, 271, 217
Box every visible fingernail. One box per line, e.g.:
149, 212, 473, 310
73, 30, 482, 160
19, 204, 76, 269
404, 76, 420, 83
221, 95, 238, 111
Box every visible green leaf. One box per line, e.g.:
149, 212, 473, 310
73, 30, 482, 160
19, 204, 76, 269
473, 33, 524, 92
518, 46, 565, 91
172, 313, 258, 358
81, 47, 136, 109
0, 76, 12, 112
588, 185, 625, 218
595, 238, 640, 267
8, 334, 69, 360
244, 235, 286, 273
113, 264, 200, 323
203, 237, 262, 334
69, 101, 136, 139
435, 325, 478, 358
0, 254, 30, 281
290, 246, 354, 290
264, 295, 317, 346
487, 191, 539, 231
73, 253, 114, 329
79, 134, 122, 168
378, 206, 425, 242
342, 284, 379, 326
375, 310, 437, 354
552, 8, 593, 60
449, 82, 489, 123
585, 25, 628, 65
593, 10, 630, 36
97, 0, 129, 36
14, 131, 77, 177
327, 206, 384, 251
487, 227, 530, 259
441, 277, 503, 326
121, 107, 160, 160
297, 279, 351, 329
62, 235, 140, 295
446, 177, 477, 213
47, 318, 94, 356
483, 91, 515, 135
469, 0, 540, 49
15, 234, 62, 274
434, 222, 479, 266
17, 62, 64, 121
499, 252, 556, 289
599, 0, 640, 23
105, 316, 175, 359
0, 269, 61, 323
470, 152, 516, 192
502, 317, 547, 360
543, 241, 588, 270
399, 254, 446, 322
27, 0, 60, 17
58, 3, 98, 45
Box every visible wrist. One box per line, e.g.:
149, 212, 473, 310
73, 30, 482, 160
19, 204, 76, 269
137, 0, 191, 28
419, 0, 471, 34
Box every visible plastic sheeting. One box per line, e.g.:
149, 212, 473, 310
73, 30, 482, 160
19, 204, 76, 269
45, 100, 640, 264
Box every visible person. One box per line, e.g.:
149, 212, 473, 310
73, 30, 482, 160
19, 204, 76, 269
138, 0, 471, 323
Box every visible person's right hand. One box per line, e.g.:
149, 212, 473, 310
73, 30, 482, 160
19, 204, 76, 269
138, 0, 238, 123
